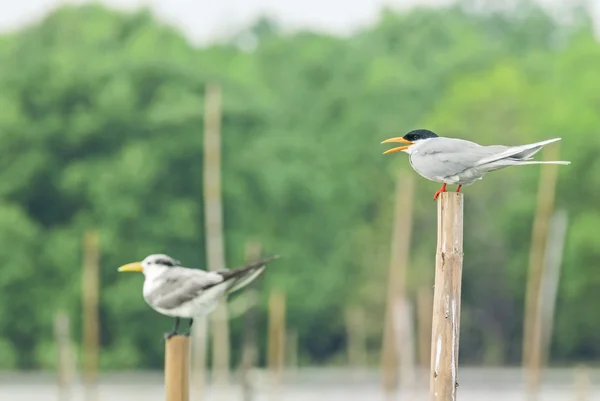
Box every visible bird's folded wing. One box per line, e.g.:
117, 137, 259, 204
415, 138, 498, 177
145, 268, 223, 310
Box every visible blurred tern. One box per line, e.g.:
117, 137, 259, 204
382, 129, 570, 200
118, 253, 279, 338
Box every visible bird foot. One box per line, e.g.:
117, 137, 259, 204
433, 183, 448, 201
163, 332, 178, 340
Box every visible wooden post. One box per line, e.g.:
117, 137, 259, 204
574, 364, 589, 401
267, 290, 286, 399
191, 317, 208, 401
166, 336, 191, 401
382, 173, 415, 397
539, 210, 568, 365
523, 145, 560, 401
430, 192, 463, 401
345, 306, 368, 376
240, 241, 262, 401
286, 329, 299, 371
392, 298, 416, 398
54, 311, 75, 401
82, 229, 100, 401
202, 82, 230, 389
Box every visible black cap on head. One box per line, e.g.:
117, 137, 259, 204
145, 254, 181, 267
403, 129, 438, 142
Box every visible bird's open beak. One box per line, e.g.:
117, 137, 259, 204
118, 262, 144, 273
381, 137, 413, 154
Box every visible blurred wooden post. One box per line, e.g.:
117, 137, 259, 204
539, 210, 568, 365
430, 192, 463, 401
286, 329, 299, 371
382, 173, 414, 398
166, 336, 190, 401
574, 364, 589, 401
392, 298, 416, 397
523, 145, 560, 401
345, 306, 368, 376
417, 286, 433, 370
82, 229, 100, 401
202, 82, 230, 390
240, 242, 262, 401
54, 311, 75, 401
191, 317, 208, 401
267, 290, 286, 399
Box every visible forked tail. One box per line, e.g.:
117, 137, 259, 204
512, 160, 571, 165
220, 255, 281, 294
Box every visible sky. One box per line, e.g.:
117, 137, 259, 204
0, 0, 598, 45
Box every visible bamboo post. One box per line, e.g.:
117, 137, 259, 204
574, 364, 589, 401
523, 145, 560, 401
54, 311, 75, 401
166, 336, 191, 401
392, 298, 416, 398
430, 192, 463, 401
267, 290, 286, 399
191, 317, 208, 401
345, 306, 368, 376
240, 241, 262, 401
539, 210, 568, 365
382, 173, 415, 398
82, 229, 100, 401
202, 82, 230, 390
286, 329, 299, 371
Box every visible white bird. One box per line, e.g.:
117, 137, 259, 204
381, 129, 570, 200
118, 253, 279, 338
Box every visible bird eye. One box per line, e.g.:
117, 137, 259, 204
156, 258, 174, 267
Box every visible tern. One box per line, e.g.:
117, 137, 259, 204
118, 253, 279, 338
381, 129, 570, 200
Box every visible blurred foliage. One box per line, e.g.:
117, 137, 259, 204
0, 1, 598, 369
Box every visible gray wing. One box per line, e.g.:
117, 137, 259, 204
413, 138, 508, 178
145, 267, 224, 310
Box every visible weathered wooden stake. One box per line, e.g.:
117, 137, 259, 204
191, 317, 208, 401
166, 336, 191, 401
392, 298, 416, 398
574, 364, 589, 401
430, 192, 463, 401
202, 82, 230, 390
539, 210, 568, 365
345, 306, 368, 376
523, 145, 560, 400
267, 290, 286, 399
240, 241, 262, 401
82, 229, 100, 401
286, 329, 299, 371
382, 173, 414, 397
54, 311, 75, 401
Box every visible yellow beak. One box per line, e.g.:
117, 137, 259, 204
381, 137, 413, 154
118, 262, 144, 273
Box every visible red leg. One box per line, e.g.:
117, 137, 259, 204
456, 185, 462, 193
433, 183, 447, 201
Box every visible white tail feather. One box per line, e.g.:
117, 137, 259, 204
513, 160, 571, 165
478, 137, 563, 165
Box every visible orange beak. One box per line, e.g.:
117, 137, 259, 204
381, 137, 413, 154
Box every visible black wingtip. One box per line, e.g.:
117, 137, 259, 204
261, 254, 281, 263
242, 254, 280, 270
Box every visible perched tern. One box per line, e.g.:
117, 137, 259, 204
118, 253, 279, 338
381, 129, 570, 200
